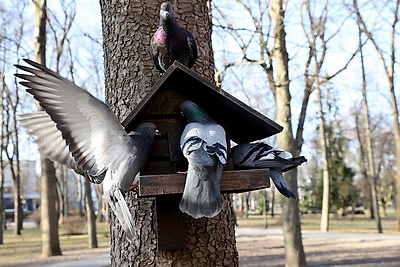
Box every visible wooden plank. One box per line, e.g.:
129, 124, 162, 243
138, 169, 270, 197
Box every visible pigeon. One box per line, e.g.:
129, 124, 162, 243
232, 142, 307, 200
151, 2, 198, 73
179, 100, 227, 218
15, 59, 160, 243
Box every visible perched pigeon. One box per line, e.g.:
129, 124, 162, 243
179, 100, 226, 218
151, 2, 198, 73
15, 59, 160, 243
232, 142, 307, 200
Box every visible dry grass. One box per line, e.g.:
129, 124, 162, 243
0, 221, 110, 266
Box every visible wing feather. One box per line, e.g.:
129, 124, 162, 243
15, 59, 133, 178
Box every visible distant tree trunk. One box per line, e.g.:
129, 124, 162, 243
84, 178, 98, 248
55, 173, 63, 222
99, 0, 238, 265
76, 176, 83, 217
271, 186, 275, 217
268, 1, 307, 266
317, 84, 330, 233
243, 192, 250, 218
95, 184, 104, 223
63, 167, 68, 219
358, 27, 382, 233
353, 0, 400, 231
31, 0, 62, 257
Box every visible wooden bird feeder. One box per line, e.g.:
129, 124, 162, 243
122, 61, 283, 250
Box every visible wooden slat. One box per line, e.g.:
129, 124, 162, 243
138, 169, 270, 197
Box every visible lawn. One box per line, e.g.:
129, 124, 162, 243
0, 221, 110, 266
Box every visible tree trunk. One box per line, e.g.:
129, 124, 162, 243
99, 0, 238, 265
31, 0, 62, 257
317, 84, 330, 233
269, 1, 307, 266
96, 184, 104, 223
358, 28, 382, 233
77, 176, 83, 217
84, 178, 98, 248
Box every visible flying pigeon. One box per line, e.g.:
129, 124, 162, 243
15, 59, 160, 243
232, 142, 307, 200
179, 100, 226, 218
151, 2, 198, 73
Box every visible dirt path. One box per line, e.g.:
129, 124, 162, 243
236, 227, 400, 266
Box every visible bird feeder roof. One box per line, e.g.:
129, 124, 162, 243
122, 61, 282, 143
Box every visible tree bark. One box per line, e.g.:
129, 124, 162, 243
269, 1, 307, 266
84, 178, 98, 248
99, 0, 238, 265
31, 0, 62, 257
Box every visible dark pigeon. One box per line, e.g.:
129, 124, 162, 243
15, 59, 160, 243
179, 100, 226, 218
232, 142, 307, 200
151, 2, 198, 73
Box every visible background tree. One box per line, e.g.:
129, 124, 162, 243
357, 20, 382, 232
353, 0, 400, 230
84, 178, 97, 248
99, 0, 238, 265
30, 0, 62, 257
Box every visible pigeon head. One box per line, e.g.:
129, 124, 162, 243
159, 2, 176, 26
129, 122, 160, 138
180, 100, 215, 124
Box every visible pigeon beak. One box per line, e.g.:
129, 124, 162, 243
155, 129, 161, 136
160, 10, 169, 19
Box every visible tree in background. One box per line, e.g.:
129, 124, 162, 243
30, 0, 62, 256
353, 0, 400, 230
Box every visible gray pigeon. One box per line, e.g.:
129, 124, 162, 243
179, 100, 226, 218
151, 2, 198, 73
15, 59, 160, 243
232, 142, 307, 200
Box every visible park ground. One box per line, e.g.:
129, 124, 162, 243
1, 213, 400, 266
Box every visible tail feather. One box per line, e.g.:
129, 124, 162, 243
105, 189, 135, 242
179, 163, 223, 219
269, 168, 297, 200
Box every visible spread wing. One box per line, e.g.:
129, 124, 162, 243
15, 59, 133, 180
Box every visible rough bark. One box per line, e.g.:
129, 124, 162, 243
268, 1, 307, 266
31, 0, 62, 257
99, 0, 238, 265
84, 178, 98, 248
